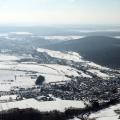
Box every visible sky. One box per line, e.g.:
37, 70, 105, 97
0, 0, 120, 26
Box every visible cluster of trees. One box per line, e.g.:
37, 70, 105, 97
35, 75, 45, 85
0, 108, 66, 120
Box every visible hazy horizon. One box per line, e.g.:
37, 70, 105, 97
0, 0, 120, 26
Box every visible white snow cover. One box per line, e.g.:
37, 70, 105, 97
114, 36, 120, 39
0, 69, 35, 91
87, 69, 110, 78
0, 62, 90, 91
9, 32, 33, 35
37, 48, 110, 71
0, 49, 112, 91
89, 103, 120, 120
0, 54, 20, 61
87, 62, 109, 70
45, 64, 91, 78
0, 99, 86, 112
0, 95, 17, 101
38, 36, 84, 41
0, 63, 86, 84
37, 48, 83, 62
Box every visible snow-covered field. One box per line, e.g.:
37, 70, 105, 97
37, 48, 113, 79
36, 35, 85, 41
87, 69, 110, 79
0, 69, 35, 91
89, 104, 120, 120
0, 48, 113, 91
37, 48, 110, 70
87, 62, 109, 70
37, 48, 83, 62
0, 52, 89, 91
0, 54, 20, 61
0, 98, 86, 112
0, 63, 82, 85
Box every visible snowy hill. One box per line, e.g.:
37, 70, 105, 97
44, 36, 120, 68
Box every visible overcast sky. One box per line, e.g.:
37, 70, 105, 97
0, 0, 120, 26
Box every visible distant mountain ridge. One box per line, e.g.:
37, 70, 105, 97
44, 36, 120, 68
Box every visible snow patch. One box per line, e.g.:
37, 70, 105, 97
0, 54, 20, 61
37, 48, 83, 62
9, 32, 33, 35
88, 69, 110, 79
89, 103, 120, 120
87, 62, 109, 70
39, 36, 84, 41
0, 98, 86, 112
114, 36, 120, 39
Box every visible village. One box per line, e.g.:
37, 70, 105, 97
0, 75, 120, 106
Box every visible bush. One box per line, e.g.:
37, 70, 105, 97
35, 75, 45, 85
